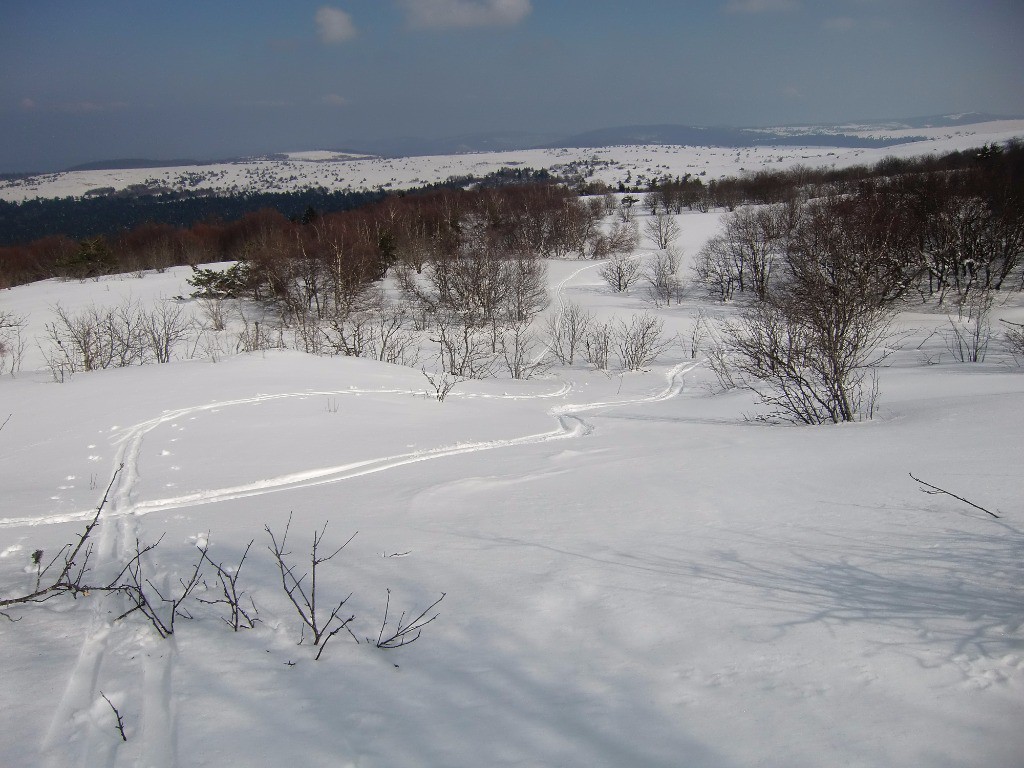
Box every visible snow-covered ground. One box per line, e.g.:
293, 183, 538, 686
1, 207, 1023, 767
3, 119, 1024, 204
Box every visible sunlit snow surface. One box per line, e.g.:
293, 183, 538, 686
3, 119, 1023, 203
1, 160, 1023, 766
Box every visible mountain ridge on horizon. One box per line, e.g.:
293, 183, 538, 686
32, 111, 1024, 175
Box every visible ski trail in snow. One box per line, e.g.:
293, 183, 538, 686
140, 645, 176, 768
29, 265, 694, 767
41, 625, 112, 765
112, 361, 691, 518
28, 378, 582, 767
0, 383, 572, 530
7, 363, 693, 527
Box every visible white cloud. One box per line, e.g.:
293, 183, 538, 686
399, 0, 532, 29
725, 0, 799, 13
320, 94, 350, 107
316, 6, 357, 44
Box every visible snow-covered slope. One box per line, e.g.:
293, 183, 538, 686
3, 119, 1023, 204
1, 214, 1022, 767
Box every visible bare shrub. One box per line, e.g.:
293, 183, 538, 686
42, 301, 148, 379
1001, 319, 1024, 363
544, 301, 592, 365
236, 305, 284, 354
196, 540, 258, 631
645, 248, 684, 307
615, 312, 669, 370
692, 234, 739, 302
375, 590, 445, 649
598, 253, 643, 293
142, 300, 191, 363
588, 220, 639, 260
429, 310, 497, 379
422, 366, 463, 402
644, 212, 681, 250
717, 298, 892, 424
945, 291, 993, 363
197, 297, 232, 331
265, 514, 358, 661
498, 319, 548, 379
688, 308, 711, 359
584, 320, 614, 370
0, 311, 27, 376
114, 536, 206, 639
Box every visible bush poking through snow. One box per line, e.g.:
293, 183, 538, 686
265, 514, 358, 661
1002, 319, 1024, 363
598, 252, 643, 293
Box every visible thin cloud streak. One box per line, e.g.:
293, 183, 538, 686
399, 0, 532, 29
725, 0, 799, 13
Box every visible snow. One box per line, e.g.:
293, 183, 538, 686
3, 118, 1024, 204
1, 199, 1023, 766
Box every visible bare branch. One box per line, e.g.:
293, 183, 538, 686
100, 692, 127, 742
909, 473, 1000, 519
266, 513, 359, 659
376, 590, 446, 650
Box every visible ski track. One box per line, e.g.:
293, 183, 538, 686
27, 328, 694, 767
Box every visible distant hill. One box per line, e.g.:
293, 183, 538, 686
55, 114, 1022, 170
348, 115, 1020, 157
64, 158, 216, 172
345, 131, 562, 158
543, 125, 912, 150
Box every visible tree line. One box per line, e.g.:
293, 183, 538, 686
694, 142, 1024, 424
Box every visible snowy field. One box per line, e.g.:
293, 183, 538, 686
3, 119, 1024, 203
2, 203, 1024, 767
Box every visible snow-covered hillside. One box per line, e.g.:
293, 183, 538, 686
1, 206, 1023, 767
3, 119, 1023, 204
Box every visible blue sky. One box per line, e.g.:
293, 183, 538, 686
1, 0, 1022, 171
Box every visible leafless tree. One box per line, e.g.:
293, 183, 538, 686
599, 253, 643, 293
0, 310, 26, 375
1001, 319, 1024, 362
499, 319, 548, 379
644, 212, 681, 250
42, 301, 149, 377
584, 320, 614, 370
588, 220, 639, 261
688, 308, 711, 359
544, 300, 593, 365
712, 196, 903, 423
945, 290, 993, 362
141, 300, 191, 363
645, 248, 685, 306
692, 234, 739, 302
429, 309, 497, 379
615, 313, 669, 370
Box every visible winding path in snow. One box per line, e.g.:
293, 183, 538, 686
29, 256, 693, 768
35, 361, 694, 768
